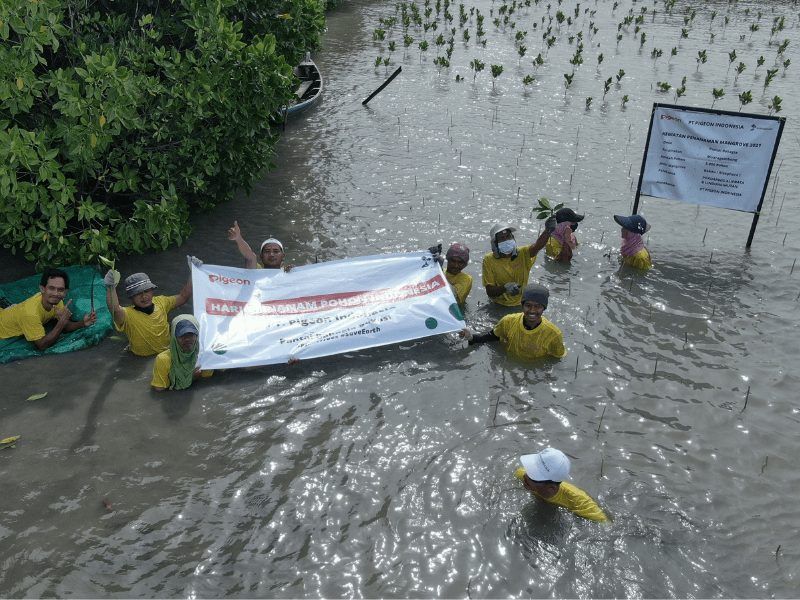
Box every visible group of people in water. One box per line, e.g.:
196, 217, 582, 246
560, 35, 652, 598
0, 208, 652, 521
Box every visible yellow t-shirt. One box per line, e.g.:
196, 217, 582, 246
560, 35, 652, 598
493, 314, 566, 360
116, 295, 178, 356
150, 350, 213, 389
545, 236, 562, 258
0, 293, 65, 341
481, 245, 536, 306
445, 271, 473, 306
535, 481, 608, 522
622, 248, 652, 270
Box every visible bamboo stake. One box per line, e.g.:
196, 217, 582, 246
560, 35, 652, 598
702, 228, 708, 244
740, 386, 750, 413
596, 404, 607, 438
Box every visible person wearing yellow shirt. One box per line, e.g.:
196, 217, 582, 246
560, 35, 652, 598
461, 284, 566, 361
482, 219, 554, 306
614, 214, 652, 270
226, 220, 293, 271
104, 264, 194, 357
151, 315, 213, 391
514, 447, 608, 523
545, 207, 584, 263
443, 243, 473, 308
0, 268, 97, 350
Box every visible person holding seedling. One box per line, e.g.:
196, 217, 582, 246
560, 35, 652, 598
546, 207, 584, 263
104, 260, 196, 356
227, 220, 292, 271
614, 214, 652, 270
461, 283, 566, 361
482, 218, 554, 306
514, 447, 608, 522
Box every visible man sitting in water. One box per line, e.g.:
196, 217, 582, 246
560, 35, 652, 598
514, 447, 608, 522
545, 207, 584, 263
614, 214, 652, 270
461, 284, 566, 361
151, 315, 213, 391
0, 268, 97, 350
482, 219, 554, 306
227, 220, 292, 271
104, 267, 193, 356
436, 243, 472, 308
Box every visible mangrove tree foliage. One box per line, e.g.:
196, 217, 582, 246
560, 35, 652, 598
0, 0, 325, 265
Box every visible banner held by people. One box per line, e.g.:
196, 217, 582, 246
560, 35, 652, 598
191, 252, 465, 369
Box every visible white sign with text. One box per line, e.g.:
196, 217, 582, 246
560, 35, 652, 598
641, 105, 782, 212
191, 253, 464, 369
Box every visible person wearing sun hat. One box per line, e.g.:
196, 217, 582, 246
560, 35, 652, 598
513, 447, 608, 522
614, 214, 652, 270
150, 315, 213, 391
226, 220, 293, 271
103, 261, 195, 356
461, 283, 566, 360
546, 207, 584, 262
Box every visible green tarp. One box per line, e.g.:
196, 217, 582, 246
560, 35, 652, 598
0, 266, 112, 364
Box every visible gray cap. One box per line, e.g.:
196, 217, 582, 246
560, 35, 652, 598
521, 284, 549, 308
124, 273, 157, 298
489, 223, 516, 241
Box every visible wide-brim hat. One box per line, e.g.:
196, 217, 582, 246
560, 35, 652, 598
555, 207, 585, 223
124, 273, 157, 298
489, 223, 516, 241
614, 214, 650, 234
520, 448, 571, 482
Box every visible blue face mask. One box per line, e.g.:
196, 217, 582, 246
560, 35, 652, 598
497, 239, 516, 255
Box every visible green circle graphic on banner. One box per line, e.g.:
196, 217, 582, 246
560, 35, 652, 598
449, 303, 465, 321
425, 317, 438, 330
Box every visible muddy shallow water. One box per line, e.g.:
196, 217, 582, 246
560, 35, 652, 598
2, 0, 799, 596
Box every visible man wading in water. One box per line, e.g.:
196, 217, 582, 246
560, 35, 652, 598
482, 219, 555, 306
461, 283, 566, 361
227, 221, 293, 271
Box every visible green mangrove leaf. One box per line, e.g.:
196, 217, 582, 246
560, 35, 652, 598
26, 392, 48, 402
0, 435, 21, 449
536, 211, 550, 220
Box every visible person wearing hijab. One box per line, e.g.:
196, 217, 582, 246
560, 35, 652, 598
460, 283, 566, 361
443, 243, 473, 307
546, 208, 584, 263
614, 214, 652, 270
150, 315, 213, 391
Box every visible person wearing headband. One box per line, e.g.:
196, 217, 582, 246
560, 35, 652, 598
460, 283, 566, 360
226, 221, 292, 271
614, 214, 652, 270
514, 447, 608, 522
482, 217, 555, 306
546, 207, 584, 263
103, 258, 197, 356
151, 315, 213, 391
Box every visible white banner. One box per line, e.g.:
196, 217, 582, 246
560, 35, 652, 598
191, 252, 464, 369
640, 105, 782, 212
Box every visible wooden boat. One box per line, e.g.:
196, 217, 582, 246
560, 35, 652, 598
286, 53, 323, 116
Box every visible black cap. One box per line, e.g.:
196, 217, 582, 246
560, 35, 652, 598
555, 208, 585, 223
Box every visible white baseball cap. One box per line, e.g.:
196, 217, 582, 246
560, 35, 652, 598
520, 448, 571, 482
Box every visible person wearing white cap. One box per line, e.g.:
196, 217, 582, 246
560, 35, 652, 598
461, 283, 566, 361
103, 259, 196, 356
514, 447, 608, 522
482, 217, 555, 306
227, 221, 292, 271
151, 315, 213, 391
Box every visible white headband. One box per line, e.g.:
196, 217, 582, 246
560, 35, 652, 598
260, 238, 284, 252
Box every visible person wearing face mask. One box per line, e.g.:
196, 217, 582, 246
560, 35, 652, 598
614, 214, 652, 270
226, 220, 293, 271
545, 208, 584, 263
104, 260, 196, 356
460, 284, 566, 361
151, 315, 213, 391
482, 219, 554, 306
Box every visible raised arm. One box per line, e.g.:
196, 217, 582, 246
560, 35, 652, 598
227, 220, 258, 269
104, 271, 126, 326
175, 276, 192, 308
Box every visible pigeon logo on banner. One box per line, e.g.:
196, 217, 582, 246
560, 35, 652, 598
208, 273, 252, 286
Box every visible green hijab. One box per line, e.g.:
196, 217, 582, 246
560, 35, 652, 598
168, 314, 199, 390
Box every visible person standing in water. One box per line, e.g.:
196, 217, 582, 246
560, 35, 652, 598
614, 214, 652, 270
151, 315, 213, 391
546, 208, 584, 263
514, 447, 608, 522
442, 243, 472, 308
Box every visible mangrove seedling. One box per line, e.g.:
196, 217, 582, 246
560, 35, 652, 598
681, 28, 689, 39
783, 58, 791, 72
388, 41, 396, 53
603, 77, 612, 100
462, 29, 470, 42
523, 74, 535, 86
616, 33, 623, 45
669, 47, 678, 62
490, 64, 503, 89
455, 73, 463, 82
756, 56, 765, 71
738, 90, 753, 111
518, 44, 527, 62
374, 56, 383, 68
535, 197, 565, 220
675, 83, 686, 101
597, 52, 604, 66
585, 96, 593, 109
373, 28, 386, 41
651, 48, 663, 62
616, 68, 625, 83
727, 50, 737, 74
734, 62, 746, 84
768, 95, 782, 114
696, 49, 707, 72
711, 88, 725, 107
533, 53, 545, 68
764, 68, 778, 90
563, 71, 575, 92
657, 81, 671, 92
621, 94, 629, 107
749, 23, 760, 40
777, 39, 790, 55
640, 31, 646, 48
469, 58, 485, 80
